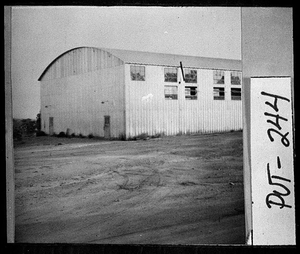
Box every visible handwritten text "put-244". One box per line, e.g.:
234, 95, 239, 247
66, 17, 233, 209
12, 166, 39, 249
261, 91, 292, 209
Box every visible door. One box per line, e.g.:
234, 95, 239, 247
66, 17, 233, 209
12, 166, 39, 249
49, 117, 54, 135
104, 115, 111, 139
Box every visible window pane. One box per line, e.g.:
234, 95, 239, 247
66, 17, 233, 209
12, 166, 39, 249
231, 71, 241, 85
231, 88, 241, 100
131, 65, 145, 81
164, 85, 178, 100
164, 68, 177, 82
213, 70, 224, 84
213, 87, 225, 100
185, 69, 197, 83
185, 86, 197, 100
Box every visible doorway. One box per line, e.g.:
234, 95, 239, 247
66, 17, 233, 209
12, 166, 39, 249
104, 115, 111, 139
49, 117, 54, 135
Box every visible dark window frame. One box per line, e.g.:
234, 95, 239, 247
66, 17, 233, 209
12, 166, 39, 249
231, 71, 241, 85
213, 87, 225, 100
164, 67, 178, 82
184, 69, 197, 83
130, 65, 145, 81
185, 86, 198, 100
231, 88, 241, 100
164, 85, 178, 100
213, 70, 225, 84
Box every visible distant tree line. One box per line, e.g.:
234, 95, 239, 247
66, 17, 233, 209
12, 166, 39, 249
13, 111, 42, 141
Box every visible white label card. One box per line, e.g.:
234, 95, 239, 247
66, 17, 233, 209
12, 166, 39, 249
250, 77, 295, 245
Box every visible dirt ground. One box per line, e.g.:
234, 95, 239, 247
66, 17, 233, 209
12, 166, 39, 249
14, 131, 245, 244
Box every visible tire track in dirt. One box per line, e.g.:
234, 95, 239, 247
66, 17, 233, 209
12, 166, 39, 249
72, 156, 165, 234
15, 132, 245, 244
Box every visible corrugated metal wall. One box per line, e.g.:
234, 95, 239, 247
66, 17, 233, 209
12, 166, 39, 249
41, 47, 124, 81
40, 48, 125, 138
40, 47, 241, 139
125, 64, 242, 138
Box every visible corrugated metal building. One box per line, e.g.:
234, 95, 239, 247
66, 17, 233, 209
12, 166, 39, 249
38, 47, 242, 139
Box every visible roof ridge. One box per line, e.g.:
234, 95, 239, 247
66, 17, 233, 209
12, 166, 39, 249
102, 47, 241, 62
38, 46, 242, 81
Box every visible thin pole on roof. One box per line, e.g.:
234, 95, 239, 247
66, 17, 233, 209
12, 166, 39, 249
180, 61, 185, 83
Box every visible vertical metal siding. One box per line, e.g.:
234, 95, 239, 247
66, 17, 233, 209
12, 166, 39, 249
41, 48, 241, 139
125, 65, 242, 138
42, 48, 124, 81
41, 48, 125, 138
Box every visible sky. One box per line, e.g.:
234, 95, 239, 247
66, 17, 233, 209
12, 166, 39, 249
11, 6, 241, 119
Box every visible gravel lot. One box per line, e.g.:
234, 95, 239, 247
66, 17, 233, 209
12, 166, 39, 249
14, 131, 245, 244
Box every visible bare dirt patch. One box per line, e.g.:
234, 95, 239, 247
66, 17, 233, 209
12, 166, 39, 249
14, 131, 245, 244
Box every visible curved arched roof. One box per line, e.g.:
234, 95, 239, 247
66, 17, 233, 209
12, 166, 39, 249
38, 46, 242, 81
38, 47, 106, 81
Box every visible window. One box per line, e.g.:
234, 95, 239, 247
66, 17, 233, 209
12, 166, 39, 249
213, 70, 225, 84
164, 85, 178, 100
130, 65, 145, 81
185, 86, 197, 100
214, 87, 225, 100
231, 71, 241, 85
164, 68, 177, 82
184, 69, 197, 83
231, 88, 241, 100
